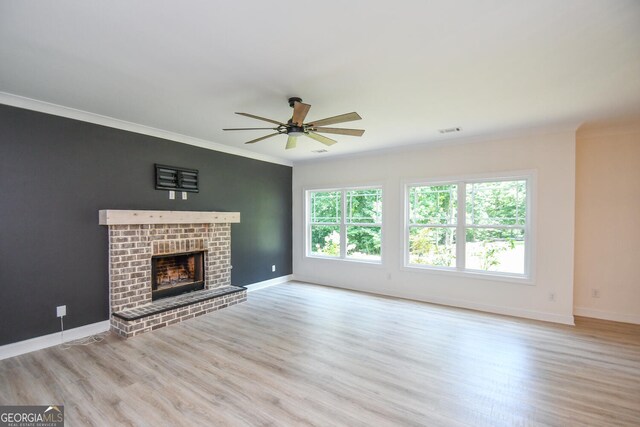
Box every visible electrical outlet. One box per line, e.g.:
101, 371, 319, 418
56, 305, 66, 318
591, 288, 601, 298
272, 265, 276, 272
169, 190, 175, 200
548, 292, 556, 302
182, 191, 188, 200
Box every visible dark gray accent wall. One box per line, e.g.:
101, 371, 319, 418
0, 104, 292, 345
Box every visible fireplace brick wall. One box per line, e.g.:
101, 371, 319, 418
108, 223, 232, 314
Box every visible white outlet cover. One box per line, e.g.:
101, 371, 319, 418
272, 265, 276, 272
169, 190, 175, 200
56, 305, 66, 317
182, 191, 188, 200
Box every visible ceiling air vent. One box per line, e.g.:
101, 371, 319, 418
438, 127, 462, 134
312, 149, 328, 154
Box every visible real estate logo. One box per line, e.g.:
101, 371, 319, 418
0, 405, 64, 427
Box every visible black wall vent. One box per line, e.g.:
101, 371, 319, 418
155, 164, 199, 193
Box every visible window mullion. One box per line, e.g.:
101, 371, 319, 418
524, 179, 530, 277
340, 189, 347, 259
405, 186, 410, 266
465, 225, 526, 230
456, 182, 466, 270
307, 191, 311, 257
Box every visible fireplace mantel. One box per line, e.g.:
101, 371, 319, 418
99, 210, 240, 225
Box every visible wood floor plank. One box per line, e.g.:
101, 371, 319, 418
1, 281, 639, 426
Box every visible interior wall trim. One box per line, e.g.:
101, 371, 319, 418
245, 274, 293, 292
0, 277, 294, 360
292, 276, 576, 325
574, 307, 640, 325
0, 321, 111, 361
576, 118, 640, 139
0, 91, 292, 167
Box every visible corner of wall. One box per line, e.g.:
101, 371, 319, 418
573, 118, 640, 324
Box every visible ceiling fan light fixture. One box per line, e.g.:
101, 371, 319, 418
287, 126, 305, 138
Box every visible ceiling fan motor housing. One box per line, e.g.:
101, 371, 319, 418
288, 97, 303, 108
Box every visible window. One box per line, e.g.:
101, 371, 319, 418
308, 187, 382, 262
406, 175, 530, 278
309, 190, 341, 257
408, 184, 458, 267
465, 180, 527, 275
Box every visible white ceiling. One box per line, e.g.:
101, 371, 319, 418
1, 1, 639, 164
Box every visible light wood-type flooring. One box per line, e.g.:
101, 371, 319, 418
1, 282, 639, 426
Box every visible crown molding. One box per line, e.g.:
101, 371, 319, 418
576, 117, 640, 139
294, 122, 579, 166
0, 91, 293, 167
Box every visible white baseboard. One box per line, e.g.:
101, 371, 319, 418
0, 320, 110, 361
245, 274, 293, 292
4, 276, 588, 360
419, 294, 575, 325
291, 276, 575, 325
0, 274, 294, 360
574, 307, 640, 325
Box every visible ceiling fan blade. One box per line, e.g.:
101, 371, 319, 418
223, 127, 278, 131
306, 112, 362, 127
306, 132, 337, 146
244, 133, 280, 144
311, 127, 365, 137
235, 112, 285, 126
285, 136, 297, 150
291, 101, 311, 126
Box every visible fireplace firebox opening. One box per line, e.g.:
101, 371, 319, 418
151, 250, 205, 300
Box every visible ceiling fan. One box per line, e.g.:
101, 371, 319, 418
223, 97, 365, 150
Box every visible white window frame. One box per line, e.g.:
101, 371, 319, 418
305, 185, 383, 264
403, 171, 535, 284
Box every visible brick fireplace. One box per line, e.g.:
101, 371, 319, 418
99, 210, 246, 338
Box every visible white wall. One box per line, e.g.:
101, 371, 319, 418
293, 130, 576, 324
574, 119, 640, 324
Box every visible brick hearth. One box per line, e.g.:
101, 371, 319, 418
111, 286, 246, 338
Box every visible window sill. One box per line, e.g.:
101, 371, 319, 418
402, 264, 534, 285
305, 254, 383, 267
